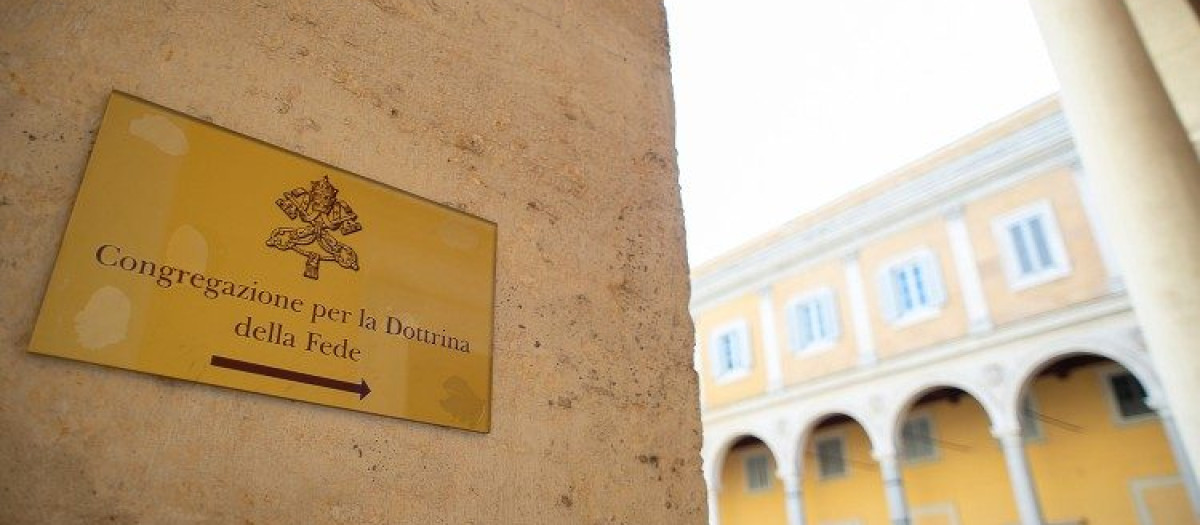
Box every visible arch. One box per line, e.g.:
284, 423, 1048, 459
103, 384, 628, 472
885, 379, 1004, 452
703, 429, 784, 490
794, 409, 893, 525
794, 409, 880, 468
1004, 337, 1163, 426
1005, 338, 1196, 522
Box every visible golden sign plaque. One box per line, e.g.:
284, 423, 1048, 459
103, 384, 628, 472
30, 92, 496, 432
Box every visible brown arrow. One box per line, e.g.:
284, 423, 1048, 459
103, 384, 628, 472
210, 355, 371, 400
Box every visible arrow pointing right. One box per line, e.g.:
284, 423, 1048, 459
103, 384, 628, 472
210, 355, 371, 400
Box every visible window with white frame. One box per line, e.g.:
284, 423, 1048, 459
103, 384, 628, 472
879, 250, 946, 324
744, 453, 772, 492
815, 435, 847, 480
994, 200, 1071, 289
709, 320, 752, 382
1104, 370, 1155, 422
900, 414, 937, 462
786, 288, 840, 352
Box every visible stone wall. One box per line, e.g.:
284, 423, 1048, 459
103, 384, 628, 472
0, 1, 705, 523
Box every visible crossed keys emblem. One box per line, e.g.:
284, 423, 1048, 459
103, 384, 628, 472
265, 176, 362, 279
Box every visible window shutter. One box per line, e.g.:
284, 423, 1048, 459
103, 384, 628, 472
802, 303, 817, 348
901, 416, 936, 461
816, 437, 846, 478
1009, 224, 1034, 275
878, 268, 897, 322
1110, 373, 1152, 418
1028, 216, 1054, 269
825, 290, 841, 341
745, 455, 771, 491
923, 253, 947, 307
726, 334, 736, 370
736, 324, 753, 369
728, 331, 743, 371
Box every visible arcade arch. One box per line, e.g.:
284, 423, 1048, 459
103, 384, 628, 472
712, 434, 787, 525
1014, 351, 1198, 523
891, 386, 1020, 524
797, 413, 889, 525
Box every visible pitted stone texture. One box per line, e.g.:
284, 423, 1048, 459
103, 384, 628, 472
0, 1, 704, 523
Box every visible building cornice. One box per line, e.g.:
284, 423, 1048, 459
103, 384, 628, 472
691, 111, 1077, 313
700, 291, 1132, 426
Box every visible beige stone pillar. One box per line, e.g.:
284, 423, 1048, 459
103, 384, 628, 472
779, 467, 806, 525
1146, 397, 1200, 516
873, 450, 911, 525
994, 428, 1045, 525
1029, 0, 1200, 478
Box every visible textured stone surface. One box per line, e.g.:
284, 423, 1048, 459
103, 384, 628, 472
0, 1, 705, 523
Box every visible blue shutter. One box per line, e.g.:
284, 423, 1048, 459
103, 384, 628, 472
813, 300, 827, 340
711, 331, 734, 377
736, 324, 752, 369
897, 268, 914, 312
1028, 216, 1054, 270
1010, 224, 1034, 275
803, 302, 818, 346
729, 331, 743, 370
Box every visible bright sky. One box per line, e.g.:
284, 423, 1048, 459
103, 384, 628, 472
666, 0, 1060, 266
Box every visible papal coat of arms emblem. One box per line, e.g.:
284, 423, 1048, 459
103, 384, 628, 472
266, 176, 362, 279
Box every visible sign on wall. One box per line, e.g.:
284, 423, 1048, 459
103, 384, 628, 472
30, 92, 496, 432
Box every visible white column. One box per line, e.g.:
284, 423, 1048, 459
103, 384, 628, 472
1070, 165, 1124, 291
779, 467, 806, 525
944, 206, 993, 333
758, 286, 785, 392
707, 487, 721, 525
994, 428, 1045, 525
1147, 398, 1200, 517
843, 252, 879, 366
1030, 0, 1200, 479
873, 450, 910, 525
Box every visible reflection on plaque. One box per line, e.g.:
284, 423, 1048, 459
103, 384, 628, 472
30, 92, 496, 432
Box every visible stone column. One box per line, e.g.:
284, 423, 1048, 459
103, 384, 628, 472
1148, 398, 1200, 516
873, 450, 911, 525
1029, 0, 1200, 478
779, 467, 806, 525
1070, 166, 1124, 291
993, 428, 1045, 525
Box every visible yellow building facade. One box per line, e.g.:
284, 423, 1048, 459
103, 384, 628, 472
694, 96, 1200, 525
